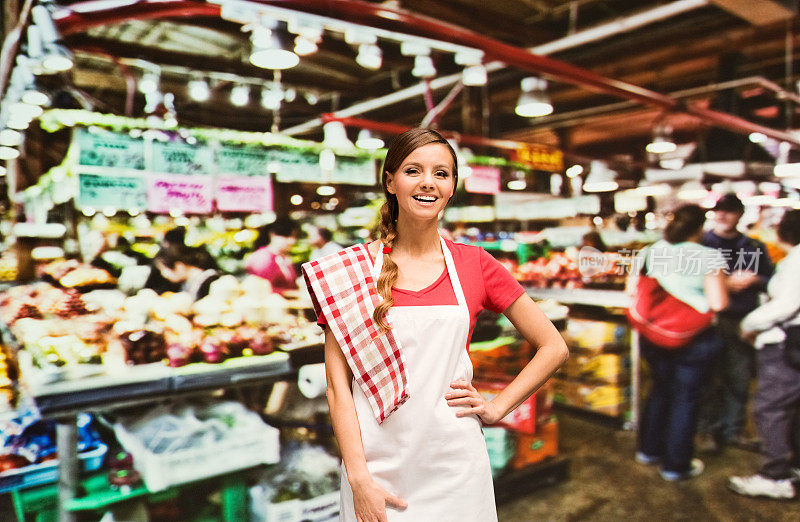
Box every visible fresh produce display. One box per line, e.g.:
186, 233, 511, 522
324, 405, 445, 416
0, 273, 321, 383
511, 250, 626, 289
0, 251, 17, 282
39, 259, 115, 288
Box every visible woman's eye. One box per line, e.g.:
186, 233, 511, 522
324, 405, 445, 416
404, 168, 419, 175
436, 171, 450, 178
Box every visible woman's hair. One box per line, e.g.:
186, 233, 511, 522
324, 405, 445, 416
778, 209, 800, 246
163, 226, 186, 247
664, 204, 706, 244
373, 128, 458, 330
582, 230, 608, 252
155, 243, 217, 271
253, 216, 300, 249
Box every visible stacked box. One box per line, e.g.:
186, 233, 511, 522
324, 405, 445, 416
559, 353, 629, 385
510, 418, 559, 470
551, 379, 628, 417
469, 337, 531, 380
564, 318, 629, 353
474, 380, 553, 434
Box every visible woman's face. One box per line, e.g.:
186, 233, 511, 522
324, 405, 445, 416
386, 143, 455, 223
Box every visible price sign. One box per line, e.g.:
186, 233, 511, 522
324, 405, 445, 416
77, 173, 147, 210
513, 145, 563, 172
147, 174, 213, 214
216, 176, 273, 212
77, 128, 145, 170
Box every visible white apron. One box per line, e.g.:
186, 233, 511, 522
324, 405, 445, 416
339, 237, 497, 522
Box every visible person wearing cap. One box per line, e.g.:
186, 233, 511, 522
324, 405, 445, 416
696, 193, 774, 453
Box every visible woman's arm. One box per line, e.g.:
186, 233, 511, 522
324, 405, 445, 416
449, 294, 568, 423
704, 270, 729, 312
324, 328, 407, 520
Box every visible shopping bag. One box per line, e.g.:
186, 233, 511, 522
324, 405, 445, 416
627, 272, 715, 349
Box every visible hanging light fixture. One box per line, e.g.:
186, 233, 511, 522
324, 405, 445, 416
249, 26, 299, 70
356, 44, 382, 70
319, 149, 336, 173
412, 55, 436, 78
31, 5, 73, 73
322, 121, 355, 149
355, 129, 384, 150
677, 181, 709, 200
0, 147, 21, 160
582, 161, 618, 192
507, 170, 527, 191
138, 71, 159, 94
462, 64, 487, 86
22, 89, 49, 106
188, 77, 210, 101
294, 35, 318, 56
646, 123, 677, 154
515, 77, 553, 118
0, 129, 23, 147
261, 85, 283, 110
230, 84, 250, 107
0, 166, 6, 176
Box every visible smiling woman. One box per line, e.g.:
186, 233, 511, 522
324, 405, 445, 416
303, 128, 568, 522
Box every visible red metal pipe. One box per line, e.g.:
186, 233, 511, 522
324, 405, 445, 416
53, 0, 800, 147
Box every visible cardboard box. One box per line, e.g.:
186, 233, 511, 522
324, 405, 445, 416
552, 378, 628, 417
559, 353, 629, 384
564, 318, 630, 353
469, 337, 531, 380
510, 418, 559, 470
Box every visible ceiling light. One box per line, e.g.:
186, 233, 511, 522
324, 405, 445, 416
10, 101, 42, 120
0, 147, 20, 160
658, 158, 685, 170
290, 194, 303, 205
774, 163, 800, 177
305, 92, 319, 105
319, 149, 336, 172
582, 161, 619, 192
322, 121, 354, 149
677, 181, 708, 200
454, 50, 483, 66
0, 129, 23, 147
188, 78, 210, 101
355, 129, 384, 150
250, 30, 299, 70
507, 170, 527, 191
565, 164, 583, 178
230, 84, 250, 107
748, 132, 768, 144
294, 35, 318, 56
646, 136, 677, 154
26, 24, 44, 72
284, 88, 296, 102
400, 41, 429, 57
0, 166, 6, 176
317, 185, 336, 196
646, 123, 677, 154
261, 86, 283, 110
635, 183, 672, 197
138, 72, 159, 94
412, 55, 436, 78
41, 45, 73, 73
515, 77, 553, 118
6, 118, 30, 130
356, 44, 382, 70
22, 89, 49, 106
462, 64, 487, 86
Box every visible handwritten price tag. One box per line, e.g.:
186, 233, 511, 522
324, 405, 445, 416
146, 174, 213, 214
216, 176, 272, 212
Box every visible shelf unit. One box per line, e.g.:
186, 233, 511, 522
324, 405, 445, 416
526, 287, 640, 430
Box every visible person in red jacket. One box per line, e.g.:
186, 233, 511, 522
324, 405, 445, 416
245, 216, 300, 293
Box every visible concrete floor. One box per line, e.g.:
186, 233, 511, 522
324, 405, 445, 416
497, 412, 800, 521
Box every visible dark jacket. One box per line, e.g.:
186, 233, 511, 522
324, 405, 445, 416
703, 230, 774, 318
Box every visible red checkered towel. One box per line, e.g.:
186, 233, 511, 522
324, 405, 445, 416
301, 243, 409, 423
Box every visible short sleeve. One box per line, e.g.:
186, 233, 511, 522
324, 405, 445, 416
479, 248, 525, 313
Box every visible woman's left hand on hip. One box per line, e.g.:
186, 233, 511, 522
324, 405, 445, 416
445, 380, 503, 424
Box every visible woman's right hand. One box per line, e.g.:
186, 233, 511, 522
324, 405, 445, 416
351, 476, 407, 522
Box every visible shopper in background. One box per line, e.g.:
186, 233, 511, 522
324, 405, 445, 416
581, 230, 608, 252
631, 204, 728, 481
245, 216, 300, 293
729, 209, 800, 499
310, 128, 567, 521
147, 243, 220, 300
697, 193, 773, 453
309, 227, 342, 261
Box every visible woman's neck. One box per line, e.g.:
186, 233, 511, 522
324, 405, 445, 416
392, 215, 441, 257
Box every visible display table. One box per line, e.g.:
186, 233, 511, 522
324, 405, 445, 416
12, 348, 312, 522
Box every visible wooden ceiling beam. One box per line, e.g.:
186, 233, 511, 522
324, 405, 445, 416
710, 0, 796, 25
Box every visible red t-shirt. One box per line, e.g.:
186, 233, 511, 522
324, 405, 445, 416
317, 240, 525, 347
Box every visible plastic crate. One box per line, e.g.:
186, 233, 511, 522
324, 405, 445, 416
250, 488, 339, 522
114, 418, 279, 492
0, 443, 108, 494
